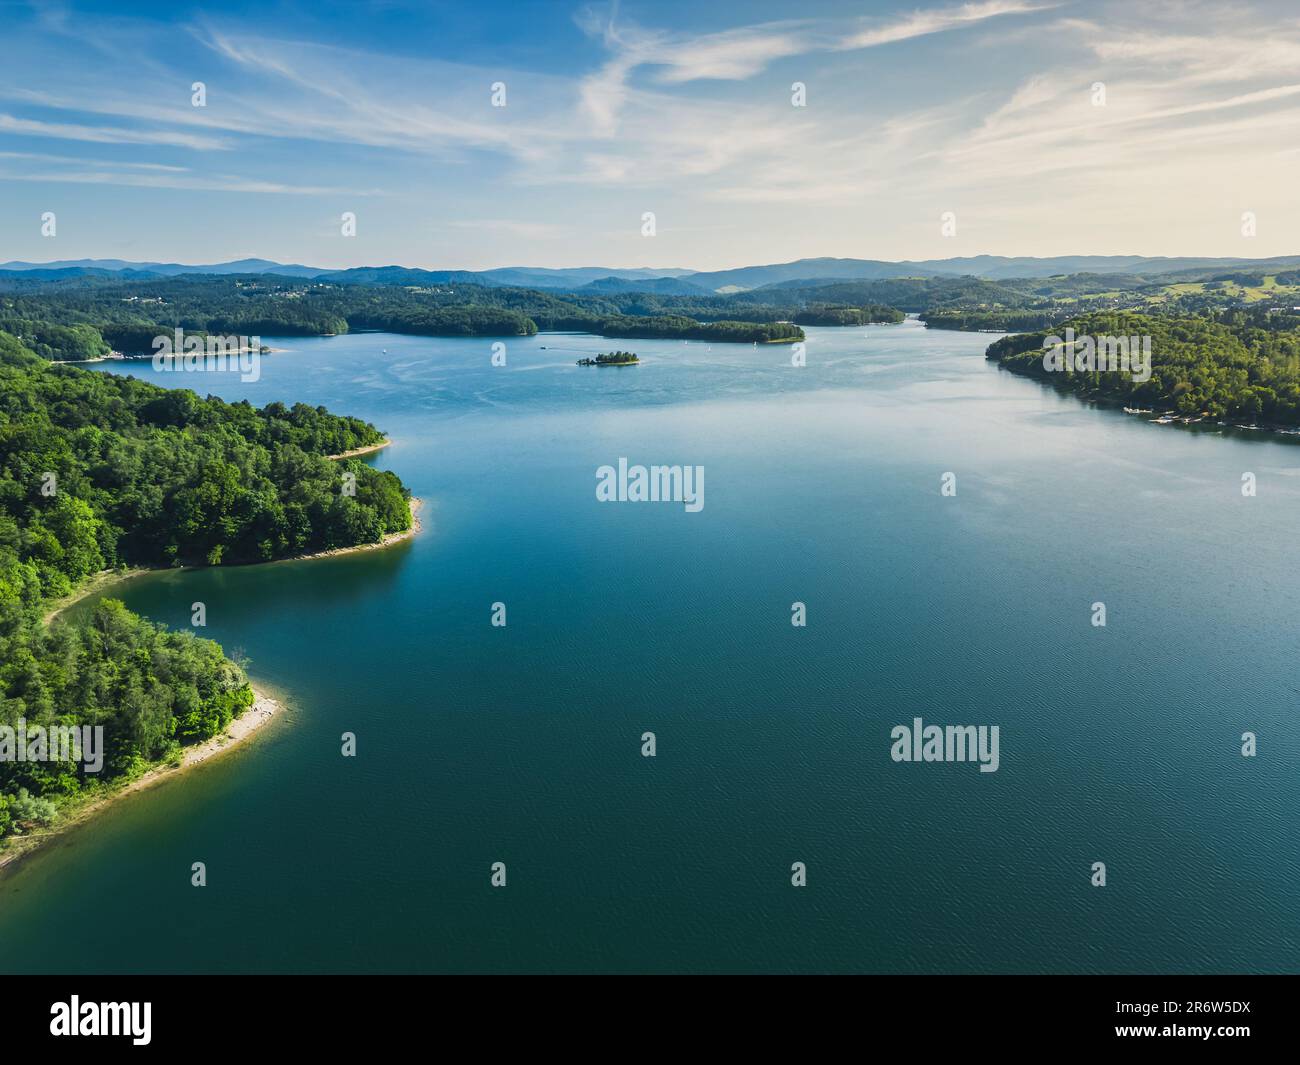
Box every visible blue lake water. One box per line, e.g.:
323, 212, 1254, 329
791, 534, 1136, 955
1, 322, 1297, 973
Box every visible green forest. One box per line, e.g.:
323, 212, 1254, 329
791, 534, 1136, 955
985, 310, 1300, 424
0, 330, 412, 843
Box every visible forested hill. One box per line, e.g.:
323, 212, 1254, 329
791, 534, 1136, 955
0, 330, 412, 841
985, 311, 1300, 425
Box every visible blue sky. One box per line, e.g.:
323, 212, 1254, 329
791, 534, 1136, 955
1, 0, 1298, 270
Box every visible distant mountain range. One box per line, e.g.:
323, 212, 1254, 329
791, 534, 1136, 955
0, 258, 330, 278
5, 255, 1300, 293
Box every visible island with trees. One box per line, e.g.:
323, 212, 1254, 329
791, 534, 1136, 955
577, 351, 639, 366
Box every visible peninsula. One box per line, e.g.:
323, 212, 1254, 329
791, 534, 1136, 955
0, 330, 416, 858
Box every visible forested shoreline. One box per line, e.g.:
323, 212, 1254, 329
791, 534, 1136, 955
0, 330, 413, 844
0, 275, 909, 357
985, 310, 1300, 426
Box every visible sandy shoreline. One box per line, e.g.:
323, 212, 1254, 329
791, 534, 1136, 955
328, 438, 391, 459
0, 686, 282, 875
66, 346, 289, 365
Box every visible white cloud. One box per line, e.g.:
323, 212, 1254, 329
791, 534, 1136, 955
838, 0, 1058, 49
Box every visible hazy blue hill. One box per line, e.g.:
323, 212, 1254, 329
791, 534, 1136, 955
477, 266, 697, 288
0, 266, 159, 282
676, 255, 1300, 291
316, 266, 489, 286
8, 255, 1300, 293
684, 257, 948, 291
577, 275, 713, 295
0, 258, 328, 278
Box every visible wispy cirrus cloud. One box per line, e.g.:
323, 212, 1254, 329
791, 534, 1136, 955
577, 0, 1053, 89
837, 0, 1058, 49
0, 156, 377, 195
573, 0, 1054, 136
0, 150, 189, 172
0, 112, 230, 151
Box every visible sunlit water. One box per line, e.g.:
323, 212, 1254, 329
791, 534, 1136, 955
1, 322, 1297, 973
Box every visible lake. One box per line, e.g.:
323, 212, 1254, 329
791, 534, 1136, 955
1, 321, 1297, 973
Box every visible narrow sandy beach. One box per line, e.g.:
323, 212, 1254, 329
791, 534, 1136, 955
0, 686, 282, 874
328, 439, 391, 459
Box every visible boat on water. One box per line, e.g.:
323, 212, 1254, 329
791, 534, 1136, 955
1122, 407, 1153, 414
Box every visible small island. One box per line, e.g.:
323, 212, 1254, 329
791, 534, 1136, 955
578, 350, 640, 366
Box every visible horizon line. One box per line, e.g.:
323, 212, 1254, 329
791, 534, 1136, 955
6, 251, 1300, 275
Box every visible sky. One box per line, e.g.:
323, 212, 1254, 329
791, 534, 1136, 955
0, 0, 1298, 271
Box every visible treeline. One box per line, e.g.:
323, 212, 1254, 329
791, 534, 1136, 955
0, 318, 111, 361
345, 305, 536, 337
0, 330, 413, 840
757, 276, 1021, 313
595, 316, 804, 343
0, 276, 835, 354
985, 311, 1300, 424
558, 291, 902, 327
922, 309, 1066, 331
793, 304, 904, 326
